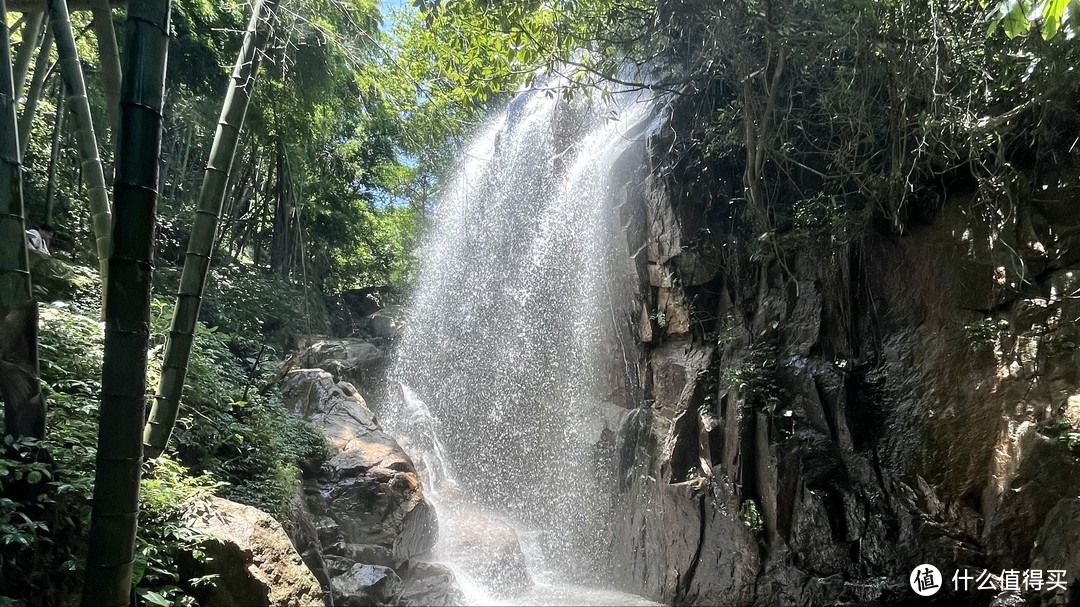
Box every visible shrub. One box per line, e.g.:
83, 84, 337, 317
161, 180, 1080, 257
1, 300, 330, 605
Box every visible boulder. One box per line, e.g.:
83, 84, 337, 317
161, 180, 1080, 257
368, 305, 407, 339
282, 369, 438, 562
183, 497, 323, 607
28, 257, 97, 302
343, 286, 399, 319
282, 368, 454, 602
439, 509, 532, 596
1030, 498, 1080, 606
293, 338, 388, 402
330, 563, 404, 606
300, 338, 385, 368
400, 561, 466, 606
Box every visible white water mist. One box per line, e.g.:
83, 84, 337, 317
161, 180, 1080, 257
385, 82, 657, 604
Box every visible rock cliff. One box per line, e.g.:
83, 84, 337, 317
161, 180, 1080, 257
604, 100, 1080, 607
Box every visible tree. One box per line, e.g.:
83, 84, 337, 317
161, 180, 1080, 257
90, 0, 122, 142
17, 24, 53, 158
81, 1, 171, 604
0, 0, 46, 441
47, 0, 112, 297
12, 12, 46, 99
143, 0, 280, 458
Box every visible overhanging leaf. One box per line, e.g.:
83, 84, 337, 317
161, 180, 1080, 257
137, 589, 172, 607
1000, 0, 1033, 37
1042, 0, 1070, 38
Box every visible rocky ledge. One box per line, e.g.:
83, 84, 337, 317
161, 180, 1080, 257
281, 356, 463, 606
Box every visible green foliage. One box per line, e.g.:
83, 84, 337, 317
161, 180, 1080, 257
0, 307, 220, 605
0, 438, 51, 551
393, 0, 1079, 269
652, 309, 667, 329
218, 405, 331, 519
721, 340, 782, 416
737, 499, 764, 534
963, 316, 1012, 353
1042, 417, 1080, 454
396, 0, 655, 107
134, 458, 221, 607
146, 296, 331, 521
990, 0, 1080, 39
1, 296, 329, 604
157, 265, 332, 346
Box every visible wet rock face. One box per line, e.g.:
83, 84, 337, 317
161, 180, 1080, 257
281, 366, 461, 604
296, 338, 388, 401
368, 305, 407, 339
331, 563, 404, 606
1030, 499, 1080, 606
438, 508, 533, 597
400, 562, 467, 606
607, 108, 1080, 606
182, 497, 323, 607
282, 369, 438, 562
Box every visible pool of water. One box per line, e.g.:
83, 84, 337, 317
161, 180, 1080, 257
491, 583, 662, 606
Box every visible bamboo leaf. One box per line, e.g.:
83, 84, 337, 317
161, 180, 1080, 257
1042, 0, 1070, 37
1000, 0, 1032, 37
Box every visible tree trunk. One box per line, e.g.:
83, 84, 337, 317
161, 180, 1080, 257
166, 125, 191, 205
17, 24, 53, 158
270, 139, 289, 274
156, 122, 178, 195
47, 0, 110, 294
81, 2, 170, 605
143, 0, 279, 458
220, 143, 254, 255
252, 154, 271, 267
0, 0, 46, 441
89, 0, 121, 143
12, 12, 46, 100
44, 82, 64, 224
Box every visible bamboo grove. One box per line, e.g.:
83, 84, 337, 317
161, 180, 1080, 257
0, 0, 435, 439
0, 0, 437, 603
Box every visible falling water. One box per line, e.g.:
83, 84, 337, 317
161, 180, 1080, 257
385, 82, 658, 605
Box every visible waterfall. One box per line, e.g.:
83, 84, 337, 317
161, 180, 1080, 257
385, 82, 659, 605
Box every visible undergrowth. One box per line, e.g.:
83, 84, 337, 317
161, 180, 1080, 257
155, 264, 332, 350
1042, 417, 1080, 457
0, 297, 329, 606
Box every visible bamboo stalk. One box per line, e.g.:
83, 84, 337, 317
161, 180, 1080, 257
0, 0, 46, 440
89, 0, 121, 143
47, 0, 111, 295
143, 0, 280, 458
12, 12, 46, 100
82, 1, 171, 604
44, 82, 64, 224
17, 24, 53, 158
